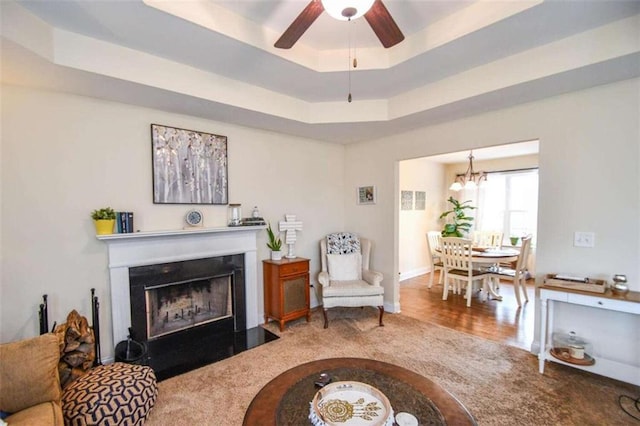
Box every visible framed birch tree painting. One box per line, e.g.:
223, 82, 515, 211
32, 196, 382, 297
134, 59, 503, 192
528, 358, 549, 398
151, 124, 228, 204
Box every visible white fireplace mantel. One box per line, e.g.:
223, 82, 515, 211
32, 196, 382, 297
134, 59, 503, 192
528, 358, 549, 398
98, 226, 265, 347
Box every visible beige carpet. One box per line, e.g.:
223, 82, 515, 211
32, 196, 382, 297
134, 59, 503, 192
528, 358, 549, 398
147, 308, 639, 425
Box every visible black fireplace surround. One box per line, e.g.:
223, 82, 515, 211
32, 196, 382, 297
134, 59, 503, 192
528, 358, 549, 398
128, 255, 276, 380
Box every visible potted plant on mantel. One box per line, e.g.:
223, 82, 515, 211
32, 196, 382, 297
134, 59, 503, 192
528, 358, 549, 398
266, 223, 283, 261
91, 207, 116, 235
439, 196, 476, 237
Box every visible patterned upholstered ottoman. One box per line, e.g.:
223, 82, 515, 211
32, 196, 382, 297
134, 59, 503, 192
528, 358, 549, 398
62, 363, 157, 426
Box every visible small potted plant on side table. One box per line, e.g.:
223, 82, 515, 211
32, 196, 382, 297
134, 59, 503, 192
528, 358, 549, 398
91, 207, 116, 235
266, 223, 283, 261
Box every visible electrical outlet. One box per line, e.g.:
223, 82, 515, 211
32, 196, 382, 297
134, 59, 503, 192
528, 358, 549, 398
574, 231, 595, 248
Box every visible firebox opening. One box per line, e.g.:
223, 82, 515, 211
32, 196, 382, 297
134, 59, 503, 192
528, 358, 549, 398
128, 255, 252, 379
145, 275, 233, 340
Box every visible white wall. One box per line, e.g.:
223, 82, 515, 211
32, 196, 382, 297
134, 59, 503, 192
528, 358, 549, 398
398, 158, 445, 280
0, 85, 344, 358
344, 78, 639, 363
2, 79, 638, 370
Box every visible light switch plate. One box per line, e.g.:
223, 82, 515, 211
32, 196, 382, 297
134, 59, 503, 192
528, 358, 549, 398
574, 231, 595, 247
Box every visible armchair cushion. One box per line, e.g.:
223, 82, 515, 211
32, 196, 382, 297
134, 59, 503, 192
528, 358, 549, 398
323, 281, 384, 297
327, 253, 362, 281
0, 334, 61, 414
362, 270, 383, 286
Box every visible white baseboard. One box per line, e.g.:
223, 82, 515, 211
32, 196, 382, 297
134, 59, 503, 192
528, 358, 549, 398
385, 300, 400, 314
399, 267, 430, 282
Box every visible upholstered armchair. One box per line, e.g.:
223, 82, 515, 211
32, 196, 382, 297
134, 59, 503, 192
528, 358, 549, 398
318, 233, 384, 328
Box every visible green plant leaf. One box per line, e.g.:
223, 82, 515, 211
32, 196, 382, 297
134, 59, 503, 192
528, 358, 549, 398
91, 207, 116, 220
440, 197, 475, 237
266, 223, 282, 251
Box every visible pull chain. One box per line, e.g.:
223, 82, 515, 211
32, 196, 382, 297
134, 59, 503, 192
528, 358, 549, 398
353, 20, 358, 69
348, 18, 352, 103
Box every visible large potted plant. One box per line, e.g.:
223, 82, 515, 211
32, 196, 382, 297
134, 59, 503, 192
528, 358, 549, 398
439, 196, 475, 237
91, 207, 116, 235
266, 223, 283, 260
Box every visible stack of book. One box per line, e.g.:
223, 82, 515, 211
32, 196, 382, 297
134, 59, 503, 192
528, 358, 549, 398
116, 212, 135, 233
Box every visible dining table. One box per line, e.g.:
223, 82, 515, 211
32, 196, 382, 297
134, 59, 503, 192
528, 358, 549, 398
437, 246, 520, 301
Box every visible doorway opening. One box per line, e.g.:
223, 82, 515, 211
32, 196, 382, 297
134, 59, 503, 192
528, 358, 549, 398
397, 140, 539, 350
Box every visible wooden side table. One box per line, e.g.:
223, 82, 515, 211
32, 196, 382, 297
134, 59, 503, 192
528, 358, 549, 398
263, 257, 310, 331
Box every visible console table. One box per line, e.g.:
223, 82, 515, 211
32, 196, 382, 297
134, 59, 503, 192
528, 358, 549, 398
538, 286, 640, 385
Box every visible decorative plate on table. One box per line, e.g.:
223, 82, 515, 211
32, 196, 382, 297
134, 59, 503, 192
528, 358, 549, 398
309, 381, 394, 426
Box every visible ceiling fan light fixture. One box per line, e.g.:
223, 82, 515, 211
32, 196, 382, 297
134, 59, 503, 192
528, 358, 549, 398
321, 0, 375, 21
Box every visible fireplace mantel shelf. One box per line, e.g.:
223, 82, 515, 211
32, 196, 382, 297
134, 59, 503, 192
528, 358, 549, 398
96, 225, 266, 241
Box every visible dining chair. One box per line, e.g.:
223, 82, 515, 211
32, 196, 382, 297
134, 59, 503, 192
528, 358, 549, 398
440, 237, 490, 307
472, 230, 504, 248
491, 234, 532, 306
426, 231, 444, 288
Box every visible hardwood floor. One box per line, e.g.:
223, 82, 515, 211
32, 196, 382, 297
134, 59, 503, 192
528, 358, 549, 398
399, 272, 535, 351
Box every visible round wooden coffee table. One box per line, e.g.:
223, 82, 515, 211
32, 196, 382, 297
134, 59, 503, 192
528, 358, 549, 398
243, 357, 476, 425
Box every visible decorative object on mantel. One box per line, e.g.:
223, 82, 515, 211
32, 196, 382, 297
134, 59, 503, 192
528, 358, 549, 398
279, 215, 303, 259
266, 223, 283, 261
116, 211, 135, 233
242, 206, 267, 226
544, 274, 607, 294
228, 203, 242, 226
91, 207, 116, 235
449, 150, 487, 191
151, 124, 228, 205
184, 209, 203, 228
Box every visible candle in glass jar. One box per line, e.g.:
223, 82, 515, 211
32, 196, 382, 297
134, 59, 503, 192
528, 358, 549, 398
228, 204, 242, 225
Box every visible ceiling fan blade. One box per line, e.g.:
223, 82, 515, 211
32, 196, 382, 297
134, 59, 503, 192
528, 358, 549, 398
274, 0, 324, 49
364, 0, 404, 48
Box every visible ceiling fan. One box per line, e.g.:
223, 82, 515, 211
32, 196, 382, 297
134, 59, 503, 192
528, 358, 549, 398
274, 0, 404, 49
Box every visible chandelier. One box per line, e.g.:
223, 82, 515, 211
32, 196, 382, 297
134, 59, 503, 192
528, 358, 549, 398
449, 151, 487, 191
321, 0, 375, 20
